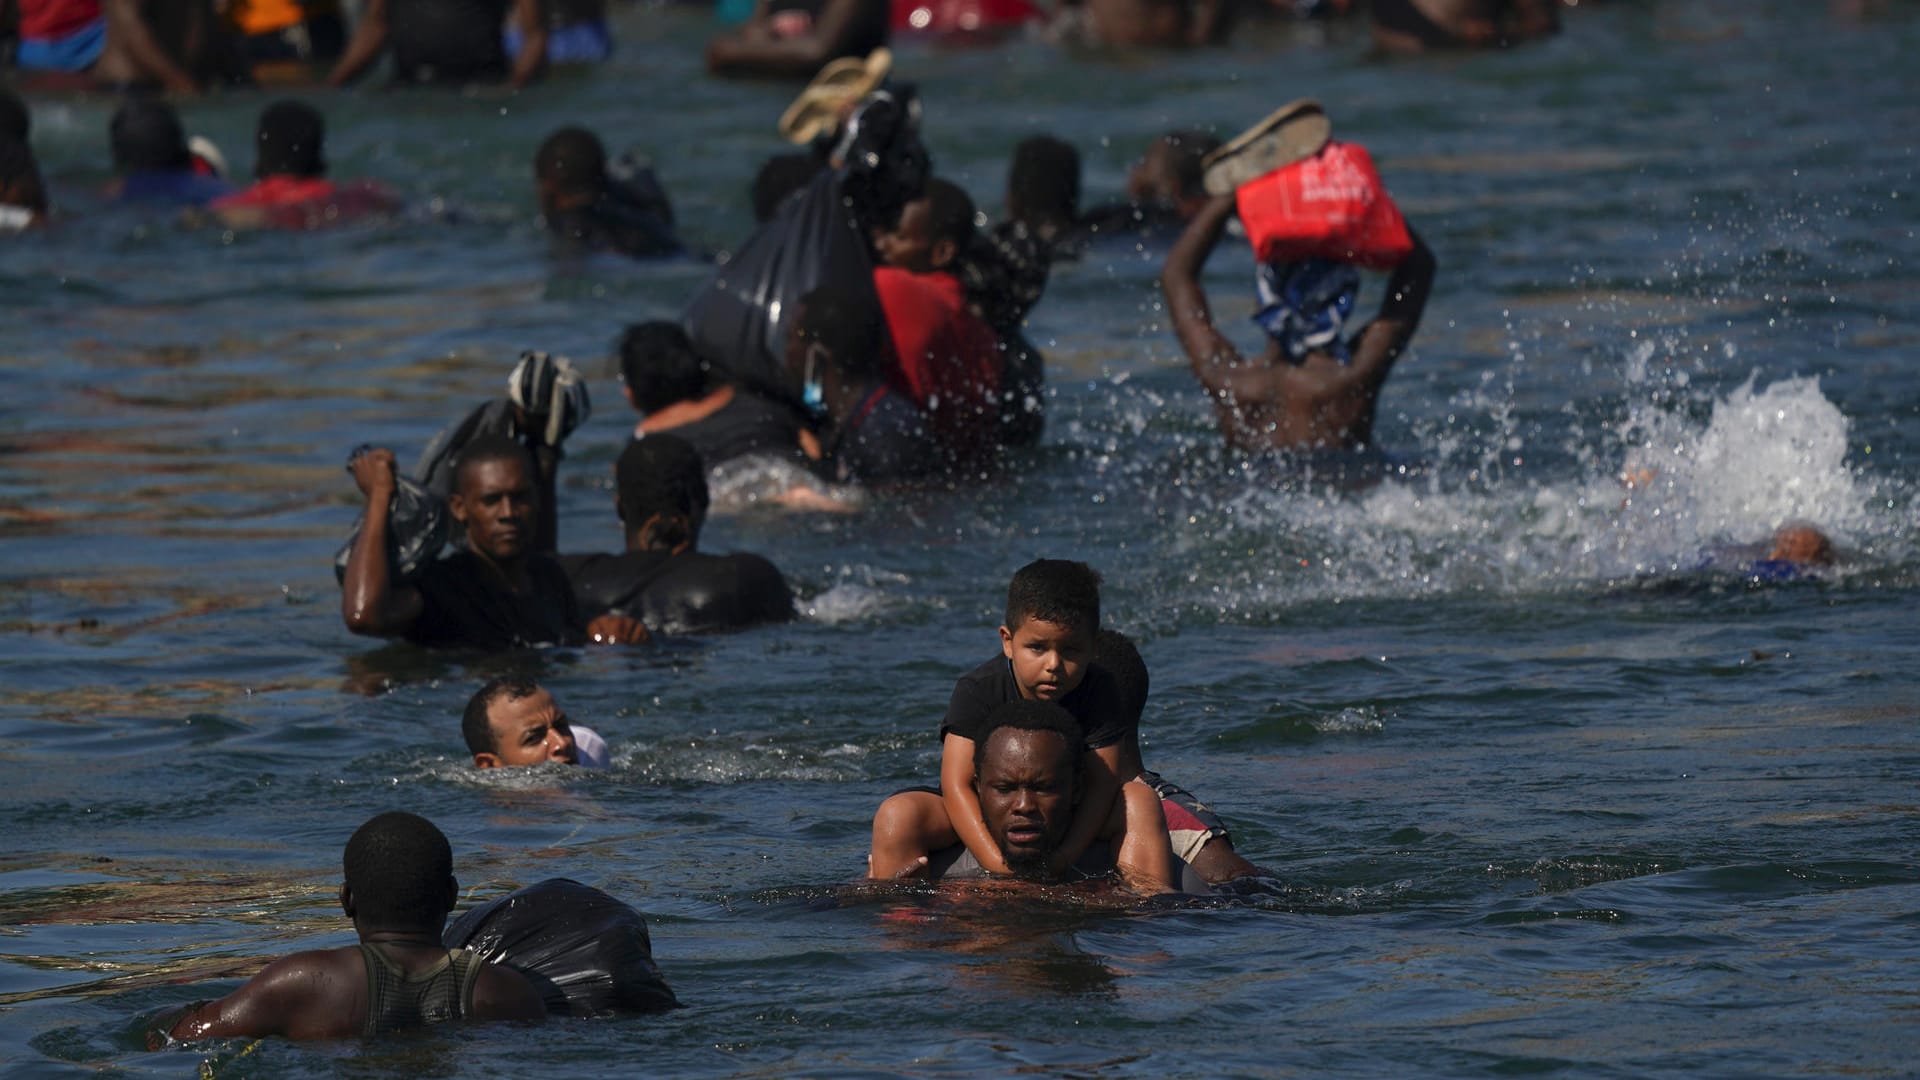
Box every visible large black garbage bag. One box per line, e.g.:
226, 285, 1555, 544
682, 168, 880, 397
444, 878, 679, 1017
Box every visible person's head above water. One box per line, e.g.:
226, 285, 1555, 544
1007, 135, 1080, 236
1128, 129, 1221, 215
535, 127, 608, 213
619, 321, 711, 415
972, 700, 1087, 879
1000, 559, 1102, 703
341, 811, 458, 930
254, 100, 326, 180
1768, 523, 1835, 566
0, 136, 47, 218
875, 177, 976, 275
750, 151, 825, 223
450, 435, 537, 563
462, 677, 578, 768
110, 98, 193, 175
617, 433, 710, 553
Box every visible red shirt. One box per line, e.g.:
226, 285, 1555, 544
209, 176, 401, 230
872, 267, 1001, 465
20, 0, 101, 41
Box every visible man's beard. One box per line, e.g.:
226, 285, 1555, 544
1002, 843, 1054, 880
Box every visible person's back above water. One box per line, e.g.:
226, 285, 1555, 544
534, 126, 681, 260
164, 812, 546, 1042
562, 434, 795, 634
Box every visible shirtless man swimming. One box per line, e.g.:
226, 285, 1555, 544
166, 812, 545, 1041
1160, 191, 1436, 452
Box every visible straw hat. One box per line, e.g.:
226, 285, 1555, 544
777, 48, 894, 145
1200, 99, 1331, 196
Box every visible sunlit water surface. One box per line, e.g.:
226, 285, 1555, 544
3, 1, 1919, 1075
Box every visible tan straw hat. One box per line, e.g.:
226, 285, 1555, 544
777, 48, 894, 145
1200, 99, 1332, 196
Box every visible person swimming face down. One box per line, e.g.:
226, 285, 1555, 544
972, 701, 1086, 878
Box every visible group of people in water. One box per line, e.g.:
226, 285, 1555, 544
8, 0, 1855, 1051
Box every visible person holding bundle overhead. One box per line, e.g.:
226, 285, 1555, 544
1160, 100, 1436, 454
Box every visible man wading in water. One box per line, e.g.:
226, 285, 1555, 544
164, 812, 545, 1041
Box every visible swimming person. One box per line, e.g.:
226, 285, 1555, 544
909, 700, 1180, 893
534, 127, 682, 260
463, 677, 611, 768
208, 100, 400, 230
563, 435, 795, 634
1160, 107, 1436, 453
341, 437, 648, 649
783, 285, 941, 487
107, 98, 232, 207
704, 0, 889, 80
871, 178, 1003, 472
1370, 0, 1559, 53
164, 812, 546, 1042
619, 322, 808, 474
868, 560, 1174, 892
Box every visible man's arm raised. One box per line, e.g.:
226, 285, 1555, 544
1343, 227, 1436, 397
1160, 193, 1278, 408
340, 448, 425, 638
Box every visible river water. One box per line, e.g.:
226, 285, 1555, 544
4, 1, 1918, 1075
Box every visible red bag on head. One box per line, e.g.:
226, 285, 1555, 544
1234, 141, 1413, 271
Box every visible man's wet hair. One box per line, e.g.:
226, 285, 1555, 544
535, 126, 608, 199
751, 152, 824, 223
920, 177, 978, 251
796, 286, 886, 379
1004, 559, 1102, 636
0, 89, 29, 142
973, 699, 1085, 783
342, 812, 454, 928
619, 321, 711, 413
616, 433, 710, 542
452, 434, 534, 495
111, 97, 192, 174
1093, 629, 1148, 726
1008, 135, 1081, 224
254, 100, 326, 179
462, 676, 541, 756
1158, 129, 1222, 200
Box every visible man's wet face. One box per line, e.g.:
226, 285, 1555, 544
875, 198, 936, 273
481, 688, 577, 767
976, 727, 1077, 877
451, 456, 536, 562
1000, 617, 1093, 702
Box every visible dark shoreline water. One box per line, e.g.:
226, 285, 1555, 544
5, 1, 1920, 1075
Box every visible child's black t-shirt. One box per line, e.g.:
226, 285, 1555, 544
940, 654, 1132, 751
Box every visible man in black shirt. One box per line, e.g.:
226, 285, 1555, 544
341, 436, 646, 649
563, 434, 794, 634
533, 128, 681, 261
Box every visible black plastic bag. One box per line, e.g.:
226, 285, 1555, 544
332, 461, 451, 585
682, 167, 881, 397
443, 878, 679, 1017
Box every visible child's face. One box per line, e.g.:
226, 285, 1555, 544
999, 617, 1093, 703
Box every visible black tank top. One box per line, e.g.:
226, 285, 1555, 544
389, 0, 510, 84
359, 943, 484, 1037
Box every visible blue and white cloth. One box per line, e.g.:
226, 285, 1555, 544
1252, 258, 1361, 363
